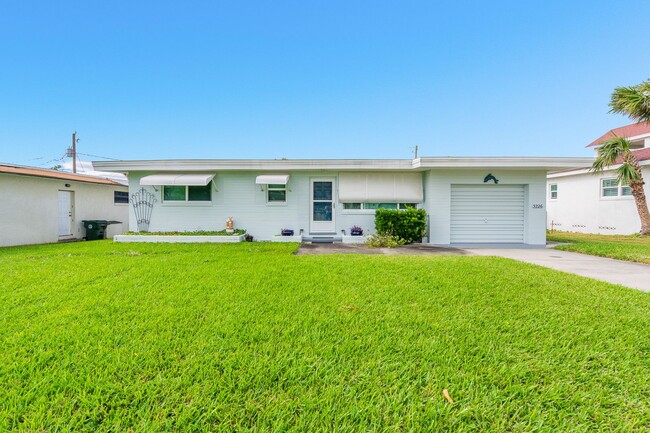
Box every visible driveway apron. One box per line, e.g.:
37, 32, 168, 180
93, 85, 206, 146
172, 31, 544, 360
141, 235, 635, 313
466, 248, 650, 292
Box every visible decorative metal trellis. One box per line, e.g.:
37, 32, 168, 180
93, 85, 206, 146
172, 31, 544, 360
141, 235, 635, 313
131, 187, 157, 232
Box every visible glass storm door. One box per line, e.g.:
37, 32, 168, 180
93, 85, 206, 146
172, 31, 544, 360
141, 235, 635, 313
310, 179, 335, 233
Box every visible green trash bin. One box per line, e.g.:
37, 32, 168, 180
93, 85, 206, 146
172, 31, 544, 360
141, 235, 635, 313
83, 220, 122, 240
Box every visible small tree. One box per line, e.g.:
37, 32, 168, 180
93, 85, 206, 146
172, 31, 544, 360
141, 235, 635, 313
591, 137, 650, 235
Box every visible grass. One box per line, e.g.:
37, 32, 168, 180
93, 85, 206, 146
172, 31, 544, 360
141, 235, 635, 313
548, 231, 650, 264
1, 241, 650, 432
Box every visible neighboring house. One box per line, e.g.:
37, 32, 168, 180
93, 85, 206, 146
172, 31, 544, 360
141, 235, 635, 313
94, 157, 591, 246
547, 123, 650, 235
0, 164, 129, 247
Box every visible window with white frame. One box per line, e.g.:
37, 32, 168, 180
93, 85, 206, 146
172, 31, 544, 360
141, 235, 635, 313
267, 184, 287, 203
549, 184, 557, 200
342, 203, 418, 210
163, 183, 212, 202
601, 178, 632, 197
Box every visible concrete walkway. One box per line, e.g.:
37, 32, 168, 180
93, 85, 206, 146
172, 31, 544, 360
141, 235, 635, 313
466, 248, 650, 292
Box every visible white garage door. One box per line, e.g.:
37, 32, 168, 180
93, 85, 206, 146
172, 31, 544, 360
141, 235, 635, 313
450, 185, 525, 243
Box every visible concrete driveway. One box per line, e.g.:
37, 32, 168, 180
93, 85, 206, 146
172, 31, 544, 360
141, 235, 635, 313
466, 248, 650, 292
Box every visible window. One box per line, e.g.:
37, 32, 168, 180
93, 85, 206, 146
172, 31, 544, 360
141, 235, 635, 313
343, 203, 418, 210
267, 184, 287, 203
163, 183, 212, 202
114, 191, 129, 204
601, 178, 632, 198
549, 184, 557, 200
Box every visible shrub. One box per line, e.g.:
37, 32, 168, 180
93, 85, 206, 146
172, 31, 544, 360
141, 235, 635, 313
374, 208, 427, 244
366, 233, 407, 248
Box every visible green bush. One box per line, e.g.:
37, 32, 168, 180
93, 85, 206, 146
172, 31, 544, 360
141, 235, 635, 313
374, 208, 427, 243
366, 233, 407, 248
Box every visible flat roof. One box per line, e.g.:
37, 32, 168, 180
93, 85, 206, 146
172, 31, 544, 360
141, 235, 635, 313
93, 157, 594, 172
0, 163, 125, 185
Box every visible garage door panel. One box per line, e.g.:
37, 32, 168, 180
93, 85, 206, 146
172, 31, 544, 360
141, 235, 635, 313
450, 185, 525, 243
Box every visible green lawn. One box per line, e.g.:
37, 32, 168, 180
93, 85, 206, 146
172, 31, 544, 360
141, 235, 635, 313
1, 242, 650, 432
548, 231, 650, 264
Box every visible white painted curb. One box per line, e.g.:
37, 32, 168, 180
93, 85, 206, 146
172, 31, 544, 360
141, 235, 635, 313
114, 234, 246, 243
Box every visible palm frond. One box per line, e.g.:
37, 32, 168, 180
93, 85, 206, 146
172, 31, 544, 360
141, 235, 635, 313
609, 79, 650, 122
590, 137, 630, 173
616, 162, 641, 185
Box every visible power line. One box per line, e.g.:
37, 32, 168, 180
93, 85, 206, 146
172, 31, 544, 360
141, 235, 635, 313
77, 152, 120, 161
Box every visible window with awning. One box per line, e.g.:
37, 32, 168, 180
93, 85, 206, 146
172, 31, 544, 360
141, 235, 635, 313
139, 174, 215, 202
140, 174, 215, 186
255, 175, 290, 203
338, 173, 423, 203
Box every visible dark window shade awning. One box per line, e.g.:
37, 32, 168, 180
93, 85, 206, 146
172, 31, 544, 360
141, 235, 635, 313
140, 174, 215, 186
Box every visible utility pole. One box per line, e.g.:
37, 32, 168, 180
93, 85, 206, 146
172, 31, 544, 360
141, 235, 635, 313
414, 145, 419, 159
72, 131, 77, 173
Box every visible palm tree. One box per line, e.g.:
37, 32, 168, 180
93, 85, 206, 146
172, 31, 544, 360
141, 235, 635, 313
591, 79, 650, 235
591, 136, 650, 235
609, 79, 650, 122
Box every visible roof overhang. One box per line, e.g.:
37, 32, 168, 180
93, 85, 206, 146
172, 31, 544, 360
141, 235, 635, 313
140, 173, 215, 186
93, 157, 595, 173
414, 157, 594, 170
255, 174, 290, 185
93, 159, 415, 172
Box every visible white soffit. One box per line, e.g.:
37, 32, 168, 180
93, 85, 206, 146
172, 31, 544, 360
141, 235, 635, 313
140, 174, 215, 186
255, 174, 290, 185
339, 173, 423, 202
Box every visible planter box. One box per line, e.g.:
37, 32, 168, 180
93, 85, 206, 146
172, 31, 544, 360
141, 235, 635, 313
270, 235, 303, 243
342, 235, 369, 244
114, 234, 245, 243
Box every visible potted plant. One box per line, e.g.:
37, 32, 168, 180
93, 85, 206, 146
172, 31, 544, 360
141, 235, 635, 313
350, 225, 363, 236
281, 228, 294, 236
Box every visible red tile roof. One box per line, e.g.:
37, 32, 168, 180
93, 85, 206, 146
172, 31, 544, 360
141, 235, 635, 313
631, 147, 650, 163
587, 122, 650, 147
0, 164, 123, 185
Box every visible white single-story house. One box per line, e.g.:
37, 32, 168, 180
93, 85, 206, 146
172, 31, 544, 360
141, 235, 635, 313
94, 157, 591, 246
547, 123, 650, 235
0, 164, 129, 247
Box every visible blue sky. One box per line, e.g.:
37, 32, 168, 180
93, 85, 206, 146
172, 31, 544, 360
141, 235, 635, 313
1, 1, 649, 168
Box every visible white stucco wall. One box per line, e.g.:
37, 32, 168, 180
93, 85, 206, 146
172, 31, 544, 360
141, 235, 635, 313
127, 169, 548, 245
422, 169, 548, 245
127, 171, 379, 241
547, 166, 650, 235
0, 173, 129, 247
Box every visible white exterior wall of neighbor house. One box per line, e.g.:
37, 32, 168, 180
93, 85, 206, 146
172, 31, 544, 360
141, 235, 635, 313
128, 171, 388, 239
0, 173, 129, 247
547, 166, 650, 235
423, 169, 548, 245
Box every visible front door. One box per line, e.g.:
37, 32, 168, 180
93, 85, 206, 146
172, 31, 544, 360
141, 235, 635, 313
310, 179, 335, 233
58, 190, 74, 237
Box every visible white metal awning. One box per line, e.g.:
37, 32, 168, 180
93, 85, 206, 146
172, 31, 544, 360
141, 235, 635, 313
339, 172, 423, 202
255, 174, 290, 185
140, 174, 215, 186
